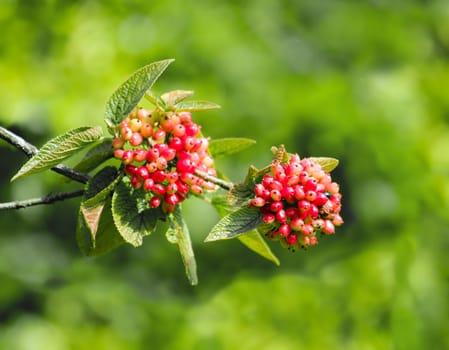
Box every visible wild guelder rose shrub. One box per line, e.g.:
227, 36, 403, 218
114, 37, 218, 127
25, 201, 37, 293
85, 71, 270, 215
2, 59, 344, 285
249, 154, 343, 251
113, 109, 216, 213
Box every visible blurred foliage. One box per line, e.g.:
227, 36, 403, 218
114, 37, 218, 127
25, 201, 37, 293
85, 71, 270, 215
1, 0, 449, 348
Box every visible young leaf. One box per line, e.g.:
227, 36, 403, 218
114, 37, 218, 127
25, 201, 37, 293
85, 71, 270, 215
104, 59, 174, 132
205, 206, 262, 242
161, 90, 194, 106
309, 157, 339, 172
166, 206, 198, 285
112, 181, 161, 247
11, 126, 103, 181
237, 230, 280, 266
73, 138, 114, 174
77, 197, 125, 256
174, 100, 221, 112
209, 138, 256, 159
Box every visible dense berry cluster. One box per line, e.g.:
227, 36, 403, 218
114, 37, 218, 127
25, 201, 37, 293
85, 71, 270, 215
250, 154, 343, 250
113, 108, 216, 213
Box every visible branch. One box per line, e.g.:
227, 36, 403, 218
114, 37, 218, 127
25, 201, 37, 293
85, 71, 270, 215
195, 169, 233, 190
0, 126, 90, 184
0, 189, 84, 210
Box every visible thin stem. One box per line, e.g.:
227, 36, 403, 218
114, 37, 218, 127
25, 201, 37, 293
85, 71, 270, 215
194, 169, 233, 191
0, 189, 84, 210
0, 126, 90, 184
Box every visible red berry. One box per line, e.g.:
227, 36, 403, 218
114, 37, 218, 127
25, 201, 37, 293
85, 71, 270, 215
150, 196, 161, 208
279, 224, 290, 237
112, 138, 125, 149
251, 197, 266, 208
124, 165, 137, 175
298, 200, 311, 212
130, 175, 142, 189
136, 166, 150, 180
270, 201, 283, 212
313, 192, 328, 206
134, 149, 147, 162
263, 213, 276, 224
185, 123, 200, 137
144, 178, 154, 191
165, 193, 180, 206
173, 124, 186, 137
122, 150, 134, 164
130, 132, 143, 146
305, 190, 317, 202
285, 207, 298, 218
146, 148, 160, 162
276, 209, 287, 223
304, 178, 318, 192
290, 218, 304, 231
152, 184, 166, 196
301, 224, 314, 235
153, 129, 166, 141
114, 149, 124, 159
286, 233, 298, 246
152, 170, 166, 183
294, 185, 305, 200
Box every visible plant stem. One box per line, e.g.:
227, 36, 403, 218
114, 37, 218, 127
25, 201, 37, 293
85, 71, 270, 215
0, 189, 84, 210
194, 169, 233, 190
0, 126, 90, 184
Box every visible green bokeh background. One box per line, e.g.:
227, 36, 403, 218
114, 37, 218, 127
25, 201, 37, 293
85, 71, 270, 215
1, 0, 449, 349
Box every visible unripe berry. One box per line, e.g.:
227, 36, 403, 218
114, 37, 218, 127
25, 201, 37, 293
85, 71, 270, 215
270, 189, 282, 202
173, 124, 186, 137
156, 157, 168, 170
120, 126, 133, 140
179, 111, 192, 124
166, 183, 178, 195
114, 149, 124, 159
322, 220, 335, 234
138, 108, 151, 121
190, 184, 203, 195
251, 197, 266, 208
146, 162, 158, 173
160, 116, 174, 132
140, 123, 153, 138
332, 214, 344, 226
305, 190, 317, 203
112, 138, 125, 149
290, 217, 304, 231
301, 224, 314, 235
129, 118, 142, 132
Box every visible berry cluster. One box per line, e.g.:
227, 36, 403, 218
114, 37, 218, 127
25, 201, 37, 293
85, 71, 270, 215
113, 108, 216, 213
250, 154, 343, 250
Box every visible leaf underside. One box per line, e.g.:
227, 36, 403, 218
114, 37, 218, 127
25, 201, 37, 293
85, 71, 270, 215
309, 157, 339, 172
237, 230, 280, 266
166, 206, 198, 285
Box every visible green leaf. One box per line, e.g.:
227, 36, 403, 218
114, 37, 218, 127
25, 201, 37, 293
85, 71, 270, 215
104, 59, 174, 133
144, 90, 166, 108
174, 100, 221, 112
209, 138, 256, 159
77, 197, 125, 256
161, 90, 194, 106
111, 181, 161, 246
81, 166, 122, 235
237, 230, 280, 266
166, 206, 198, 285
73, 138, 114, 174
11, 126, 103, 181
309, 157, 339, 172
205, 206, 262, 242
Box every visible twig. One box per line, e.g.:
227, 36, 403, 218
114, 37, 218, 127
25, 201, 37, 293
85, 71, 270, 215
195, 169, 233, 190
0, 126, 90, 184
0, 189, 84, 210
